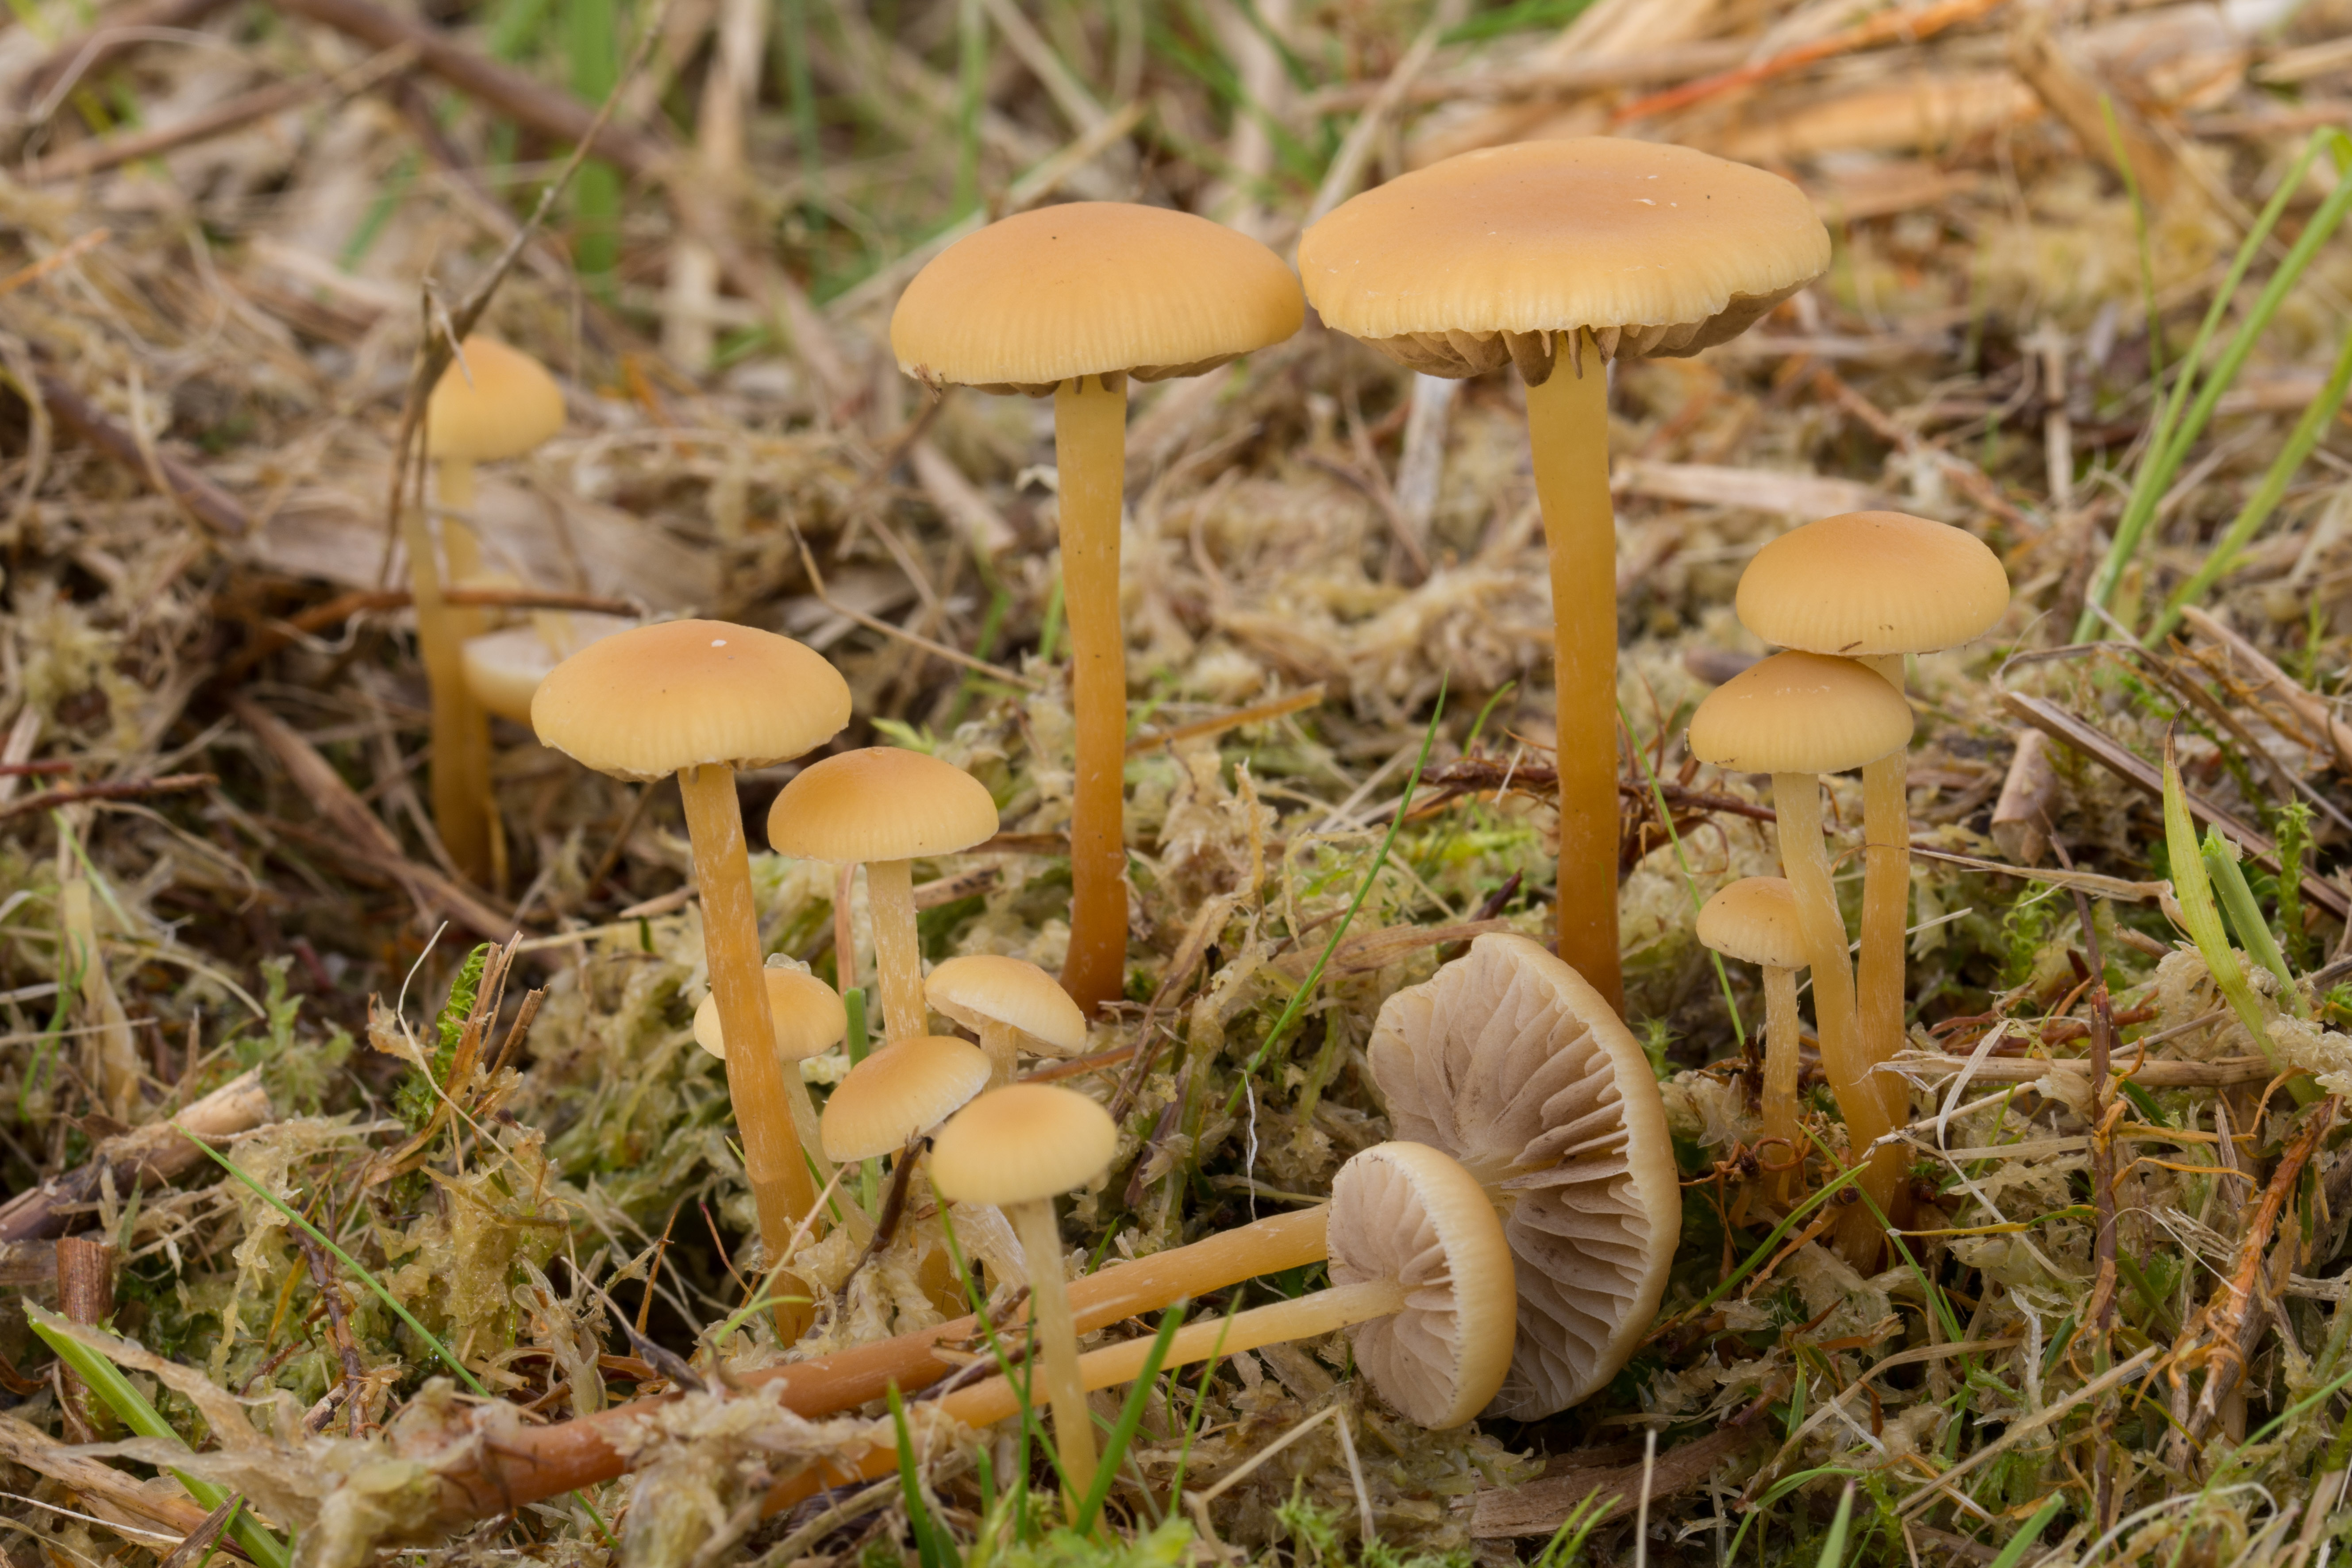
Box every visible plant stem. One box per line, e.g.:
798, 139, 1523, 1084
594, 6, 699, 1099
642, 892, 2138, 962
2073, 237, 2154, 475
866, 858, 925, 1043
1008, 1196, 1096, 1519
679, 764, 821, 1269
1857, 654, 1912, 1126
1053, 374, 1131, 1016
403, 500, 491, 882
1524, 334, 1621, 1009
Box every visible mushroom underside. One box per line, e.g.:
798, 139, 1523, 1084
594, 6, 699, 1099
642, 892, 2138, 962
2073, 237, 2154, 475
966, 353, 1237, 398
1359, 285, 1802, 383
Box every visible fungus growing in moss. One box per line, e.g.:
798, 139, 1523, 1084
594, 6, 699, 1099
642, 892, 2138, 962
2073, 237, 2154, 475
1698, 876, 1811, 1204
925, 954, 1087, 1087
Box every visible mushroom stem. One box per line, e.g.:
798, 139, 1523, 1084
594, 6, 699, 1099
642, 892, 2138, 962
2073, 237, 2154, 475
402, 501, 493, 884
1006, 1195, 1097, 1518
678, 763, 822, 1263
766, 1275, 1410, 1512
1768, 771, 1901, 1260
978, 1020, 1020, 1086
1053, 373, 1132, 1017
1524, 333, 1622, 1010
435, 458, 497, 883
866, 859, 926, 1043
1760, 963, 1804, 1205
1856, 653, 1913, 1128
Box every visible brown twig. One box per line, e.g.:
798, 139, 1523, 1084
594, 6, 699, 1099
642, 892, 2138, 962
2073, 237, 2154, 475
1614, 0, 2006, 122
0, 1071, 271, 1244
55, 1236, 116, 1436
295, 1233, 370, 1435
0, 772, 215, 821
28, 373, 250, 538
1812, 366, 2037, 535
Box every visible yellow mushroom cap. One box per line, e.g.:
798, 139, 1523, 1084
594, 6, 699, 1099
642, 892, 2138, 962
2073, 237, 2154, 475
531, 620, 849, 782
462, 614, 634, 727
693, 965, 848, 1063
1687, 650, 1914, 776
820, 1036, 992, 1161
426, 337, 566, 463
1327, 1141, 1519, 1429
1367, 934, 1679, 1418
1737, 511, 2011, 658
766, 747, 999, 864
890, 203, 1304, 393
1297, 139, 1830, 380
1696, 878, 1809, 971
924, 955, 1087, 1057
927, 1083, 1117, 1206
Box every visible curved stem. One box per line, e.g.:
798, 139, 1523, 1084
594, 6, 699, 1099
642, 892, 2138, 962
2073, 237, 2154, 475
1770, 773, 1900, 1262
1857, 654, 1912, 1128
1008, 1196, 1096, 1518
978, 1020, 1019, 1087
1524, 335, 1621, 1009
679, 764, 820, 1268
1761, 964, 1803, 1206
403, 500, 490, 883
1054, 374, 1132, 1017
866, 859, 925, 1043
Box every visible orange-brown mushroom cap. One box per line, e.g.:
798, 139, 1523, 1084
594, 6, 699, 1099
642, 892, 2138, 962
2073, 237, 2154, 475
426, 337, 566, 463
1686, 650, 1915, 777
766, 747, 999, 865
820, 1036, 992, 1162
1737, 511, 2010, 659
1697, 878, 1810, 971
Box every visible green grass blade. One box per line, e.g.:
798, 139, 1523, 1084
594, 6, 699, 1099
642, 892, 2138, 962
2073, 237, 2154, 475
2203, 828, 2305, 1015
1815, 1483, 1855, 1568
1987, 1495, 2066, 1568
27, 1308, 292, 1568
1221, 682, 1446, 1117
1073, 1301, 1187, 1535
888, 1384, 959, 1568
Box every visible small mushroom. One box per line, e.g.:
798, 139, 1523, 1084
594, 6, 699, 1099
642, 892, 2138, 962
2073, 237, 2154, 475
1735, 511, 2010, 1123
416, 337, 567, 882
461, 614, 633, 727
1697, 878, 1811, 1203
1299, 139, 1831, 1008
928, 1083, 1119, 1518
925, 955, 1088, 1087
1368, 932, 1679, 1419
768, 749, 998, 1046
891, 204, 1303, 1015
1688, 650, 1914, 1259
820, 1033, 992, 1264
535, 620, 849, 1257
695, 961, 848, 1173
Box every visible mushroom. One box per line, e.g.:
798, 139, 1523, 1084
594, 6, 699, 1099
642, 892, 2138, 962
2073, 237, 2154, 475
821, 1032, 993, 1260
1734, 511, 2009, 1120
1298, 140, 1831, 1009
768, 1140, 1517, 1512
925, 954, 1089, 1087
1687, 651, 1915, 1256
416, 337, 567, 882
1697, 878, 1810, 1203
767, 748, 999, 1045
534, 619, 849, 1257
928, 1082, 1120, 1517
1367, 932, 1679, 1418
695, 961, 848, 1174
890, 204, 1304, 1016
461, 614, 634, 727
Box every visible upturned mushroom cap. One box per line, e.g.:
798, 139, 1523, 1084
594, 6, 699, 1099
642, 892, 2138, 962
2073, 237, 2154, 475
1697, 878, 1809, 971
1327, 1141, 1518, 1429
1686, 651, 1914, 777
890, 203, 1304, 395
924, 955, 1088, 1057
1737, 511, 2011, 658
1298, 139, 1830, 381
766, 747, 999, 864
693, 964, 848, 1063
462, 615, 633, 726
928, 1083, 1118, 1206
820, 1036, 992, 1162
532, 620, 850, 782
426, 337, 566, 463
1367, 933, 1680, 1418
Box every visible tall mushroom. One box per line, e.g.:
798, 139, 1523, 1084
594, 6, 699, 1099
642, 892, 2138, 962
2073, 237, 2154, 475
695, 961, 848, 1173
890, 204, 1304, 1016
534, 620, 848, 1258
1367, 931, 1679, 1418
925, 955, 1088, 1087
768, 1140, 1518, 1512
1697, 877, 1810, 1204
928, 1083, 1120, 1518
420, 336, 567, 882
1687, 651, 1915, 1257
767, 748, 999, 1045
1299, 140, 1831, 1009
1734, 511, 2009, 1120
